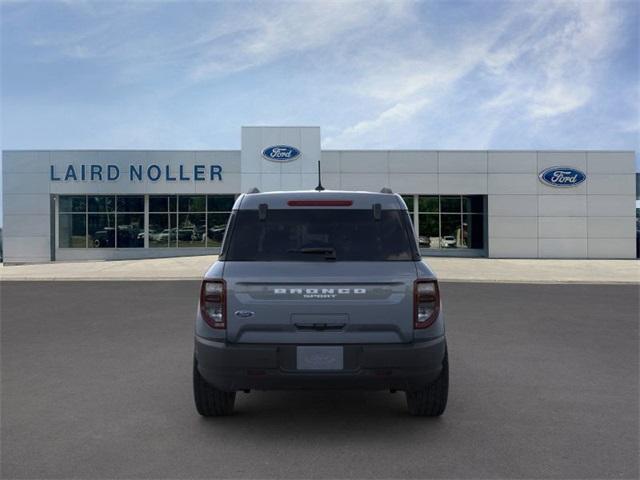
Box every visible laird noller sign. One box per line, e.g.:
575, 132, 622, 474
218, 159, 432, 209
50, 163, 224, 182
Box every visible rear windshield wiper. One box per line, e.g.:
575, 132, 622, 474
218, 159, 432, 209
287, 247, 337, 260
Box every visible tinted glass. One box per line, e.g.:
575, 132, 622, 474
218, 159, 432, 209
59, 196, 86, 213
177, 213, 205, 247
207, 212, 230, 247
440, 196, 461, 213
463, 213, 484, 249
88, 213, 115, 248
149, 213, 169, 248
463, 195, 483, 213
225, 209, 416, 261
207, 195, 235, 211
117, 213, 144, 247
418, 196, 438, 213
418, 214, 439, 249
178, 195, 206, 212
149, 196, 168, 212
59, 214, 86, 247
117, 196, 144, 212
440, 214, 462, 248
401, 195, 414, 212
88, 196, 115, 212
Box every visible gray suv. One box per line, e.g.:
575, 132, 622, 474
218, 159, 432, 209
193, 190, 448, 416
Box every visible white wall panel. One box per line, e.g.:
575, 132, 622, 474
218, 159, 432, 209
489, 238, 538, 258
438, 174, 487, 194
587, 152, 635, 174
587, 217, 636, 238
587, 174, 635, 195
389, 174, 437, 194
340, 151, 388, 173
538, 151, 587, 171
488, 151, 537, 173
538, 217, 587, 238
539, 238, 588, 258
488, 174, 538, 194
340, 173, 390, 191
489, 217, 538, 238
587, 195, 636, 217
587, 239, 636, 259
538, 195, 587, 217
438, 152, 487, 173
488, 195, 538, 217
3, 214, 50, 237
388, 151, 438, 173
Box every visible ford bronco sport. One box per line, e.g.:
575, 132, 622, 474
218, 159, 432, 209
193, 190, 448, 416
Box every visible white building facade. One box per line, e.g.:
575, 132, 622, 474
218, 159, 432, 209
2, 126, 637, 263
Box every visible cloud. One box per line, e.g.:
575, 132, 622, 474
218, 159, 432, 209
326, 0, 629, 147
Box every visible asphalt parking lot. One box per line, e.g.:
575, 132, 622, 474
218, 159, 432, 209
1, 281, 638, 479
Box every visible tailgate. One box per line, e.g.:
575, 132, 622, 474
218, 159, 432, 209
223, 261, 418, 344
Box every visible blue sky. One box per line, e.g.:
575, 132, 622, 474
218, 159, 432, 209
1, 0, 639, 223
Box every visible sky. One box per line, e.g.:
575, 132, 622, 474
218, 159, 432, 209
1, 0, 639, 223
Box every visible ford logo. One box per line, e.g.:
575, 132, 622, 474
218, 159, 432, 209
234, 310, 255, 318
261, 145, 301, 162
538, 167, 586, 188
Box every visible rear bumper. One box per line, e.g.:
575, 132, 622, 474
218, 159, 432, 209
194, 336, 446, 392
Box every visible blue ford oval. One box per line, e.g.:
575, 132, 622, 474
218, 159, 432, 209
261, 145, 301, 162
538, 167, 586, 188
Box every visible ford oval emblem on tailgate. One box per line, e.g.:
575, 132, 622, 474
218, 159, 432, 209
234, 310, 255, 318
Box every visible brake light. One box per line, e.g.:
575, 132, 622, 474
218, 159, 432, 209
200, 279, 226, 329
287, 200, 353, 206
414, 279, 440, 329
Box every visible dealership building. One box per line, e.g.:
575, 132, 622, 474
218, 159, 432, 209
1, 126, 637, 263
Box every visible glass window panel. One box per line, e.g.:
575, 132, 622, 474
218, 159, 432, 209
59, 195, 86, 213
149, 213, 169, 248
169, 195, 177, 212
440, 196, 461, 213
178, 195, 206, 212
149, 196, 168, 212
169, 212, 178, 246
206, 213, 230, 247
418, 196, 439, 213
207, 195, 236, 212
116, 213, 145, 248
463, 195, 484, 213
463, 214, 485, 249
418, 214, 439, 249
88, 196, 115, 213
177, 213, 205, 247
440, 214, 463, 248
59, 214, 86, 247
88, 213, 115, 248
117, 195, 144, 212
401, 195, 414, 212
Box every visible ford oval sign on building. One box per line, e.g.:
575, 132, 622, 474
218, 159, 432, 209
261, 145, 301, 162
538, 166, 586, 188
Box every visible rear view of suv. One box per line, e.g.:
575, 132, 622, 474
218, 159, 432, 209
193, 190, 448, 416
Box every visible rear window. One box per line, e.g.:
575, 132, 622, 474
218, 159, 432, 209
222, 209, 418, 261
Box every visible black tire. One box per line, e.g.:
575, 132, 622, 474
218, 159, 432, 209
193, 358, 236, 416
406, 347, 449, 417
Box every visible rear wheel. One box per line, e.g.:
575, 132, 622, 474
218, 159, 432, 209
406, 348, 448, 416
193, 358, 236, 416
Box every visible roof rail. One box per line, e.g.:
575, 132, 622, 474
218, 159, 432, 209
380, 187, 393, 194
247, 187, 260, 194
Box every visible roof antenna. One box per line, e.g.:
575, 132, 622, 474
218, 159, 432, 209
315, 160, 325, 191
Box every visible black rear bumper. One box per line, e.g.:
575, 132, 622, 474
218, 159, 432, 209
194, 336, 446, 392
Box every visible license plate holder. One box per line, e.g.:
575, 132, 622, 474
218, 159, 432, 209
296, 346, 344, 371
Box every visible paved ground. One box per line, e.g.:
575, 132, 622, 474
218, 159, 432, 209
1, 282, 638, 479
1, 256, 639, 283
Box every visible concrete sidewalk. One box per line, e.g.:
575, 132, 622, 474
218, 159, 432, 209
0, 256, 638, 284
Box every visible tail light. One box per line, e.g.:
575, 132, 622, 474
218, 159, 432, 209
200, 279, 226, 329
414, 279, 440, 329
